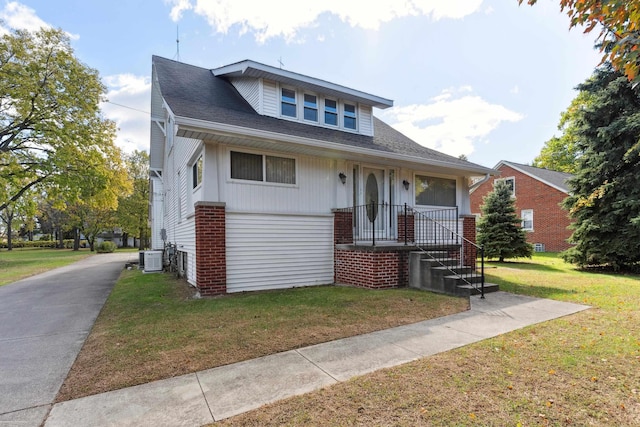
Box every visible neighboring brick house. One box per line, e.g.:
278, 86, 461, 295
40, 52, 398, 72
470, 161, 574, 253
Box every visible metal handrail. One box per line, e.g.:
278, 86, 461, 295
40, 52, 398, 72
411, 208, 485, 298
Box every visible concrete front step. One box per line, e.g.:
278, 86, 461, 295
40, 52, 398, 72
455, 282, 500, 297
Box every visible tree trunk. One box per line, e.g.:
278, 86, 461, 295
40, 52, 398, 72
6, 215, 13, 251
122, 232, 128, 248
73, 228, 80, 251
58, 227, 64, 249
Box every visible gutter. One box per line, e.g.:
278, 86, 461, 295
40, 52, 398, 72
174, 116, 498, 176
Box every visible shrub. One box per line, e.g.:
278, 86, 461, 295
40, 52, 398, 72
96, 241, 117, 253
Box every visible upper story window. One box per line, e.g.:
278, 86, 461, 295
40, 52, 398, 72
281, 88, 297, 118
343, 103, 357, 130
303, 94, 318, 122
192, 155, 203, 189
231, 151, 296, 185
495, 177, 515, 197
415, 175, 456, 207
324, 99, 338, 126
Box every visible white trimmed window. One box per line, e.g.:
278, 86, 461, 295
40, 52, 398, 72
521, 209, 533, 231
281, 88, 297, 118
495, 177, 515, 197
343, 103, 357, 129
192, 155, 203, 189
415, 175, 456, 207
303, 94, 318, 122
231, 151, 296, 185
324, 99, 338, 126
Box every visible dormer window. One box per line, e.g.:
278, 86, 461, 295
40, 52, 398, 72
281, 88, 296, 118
303, 94, 318, 122
344, 103, 357, 130
324, 99, 338, 126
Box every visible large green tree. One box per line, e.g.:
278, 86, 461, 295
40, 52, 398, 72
0, 27, 116, 212
532, 91, 594, 173
562, 65, 640, 269
117, 150, 149, 249
521, 1, 640, 84
477, 181, 533, 262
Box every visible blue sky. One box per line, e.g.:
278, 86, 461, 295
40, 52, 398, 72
0, 0, 602, 168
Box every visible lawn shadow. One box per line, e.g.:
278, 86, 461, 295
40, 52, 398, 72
485, 260, 565, 274
485, 275, 578, 300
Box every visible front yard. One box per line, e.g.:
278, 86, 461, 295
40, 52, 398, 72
57, 253, 640, 425
57, 273, 468, 402
218, 253, 640, 426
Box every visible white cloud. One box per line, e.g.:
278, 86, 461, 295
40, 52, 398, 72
0, 1, 79, 39
166, 0, 484, 43
101, 74, 151, 154
379, 87, 523, 158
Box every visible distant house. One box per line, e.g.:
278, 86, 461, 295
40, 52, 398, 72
148, 56, 496, 296
470, 161, 574, 253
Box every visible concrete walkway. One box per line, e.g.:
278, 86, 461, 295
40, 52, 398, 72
44, 292, 589, 427
0, 252, 137, 427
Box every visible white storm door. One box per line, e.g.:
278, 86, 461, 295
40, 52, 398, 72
360, 167, 388, 239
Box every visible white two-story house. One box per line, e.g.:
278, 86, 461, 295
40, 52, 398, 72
149, 56, 495, 295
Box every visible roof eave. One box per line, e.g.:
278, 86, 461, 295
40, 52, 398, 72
174, 115, 497, 176
211, 60, 394, 109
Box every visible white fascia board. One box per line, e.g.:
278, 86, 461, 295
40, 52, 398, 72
211, 60, 393, 109
175, 115, 497, 176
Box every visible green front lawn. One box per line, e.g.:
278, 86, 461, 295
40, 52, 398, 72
0, 248, 93, 286
218, 253, 640, 426
57, 273, 469, 402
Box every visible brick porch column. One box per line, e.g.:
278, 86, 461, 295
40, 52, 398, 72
332, 209, 353, 244
195, 202, 226, 296
461, 214, 477, 268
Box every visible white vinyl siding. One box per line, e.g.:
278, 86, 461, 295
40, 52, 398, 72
222, 152, 334, 213
229, 77, 260, 112
149, 177, 164, 250
226, 213, 334, 292
359, 105, 373, 136
262, 79, 278, 116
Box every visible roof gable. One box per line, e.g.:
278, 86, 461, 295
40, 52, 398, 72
211, 59, 393, 109
497, 161, 573, 194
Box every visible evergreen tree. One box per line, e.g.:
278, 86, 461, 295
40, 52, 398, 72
562, 65, 640, 270
477, 181, 533, 262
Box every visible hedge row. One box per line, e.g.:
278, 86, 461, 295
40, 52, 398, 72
0, 240, 88, 249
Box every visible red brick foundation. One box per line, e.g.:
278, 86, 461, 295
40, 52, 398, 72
195, 202, 226, 296
334, 246, 411, 289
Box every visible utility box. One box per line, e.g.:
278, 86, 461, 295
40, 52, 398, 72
144, 250, 163, 272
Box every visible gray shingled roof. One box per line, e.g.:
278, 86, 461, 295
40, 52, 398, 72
152, 55, 491, 172
501, 161, 573, 193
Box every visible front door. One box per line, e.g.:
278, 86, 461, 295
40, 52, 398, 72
360, 167, 387, 239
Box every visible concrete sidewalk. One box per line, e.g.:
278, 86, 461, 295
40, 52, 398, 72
44, 292, 589, 426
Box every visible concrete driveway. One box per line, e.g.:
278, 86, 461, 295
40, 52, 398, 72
0, 251, 137, 426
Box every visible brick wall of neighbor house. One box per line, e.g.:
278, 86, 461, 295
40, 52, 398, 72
334, 248, 409, 289
470, 165, 573, 252
195, 202, 227, 295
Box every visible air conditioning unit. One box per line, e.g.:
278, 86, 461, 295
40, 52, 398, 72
144, 250, 163, 272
